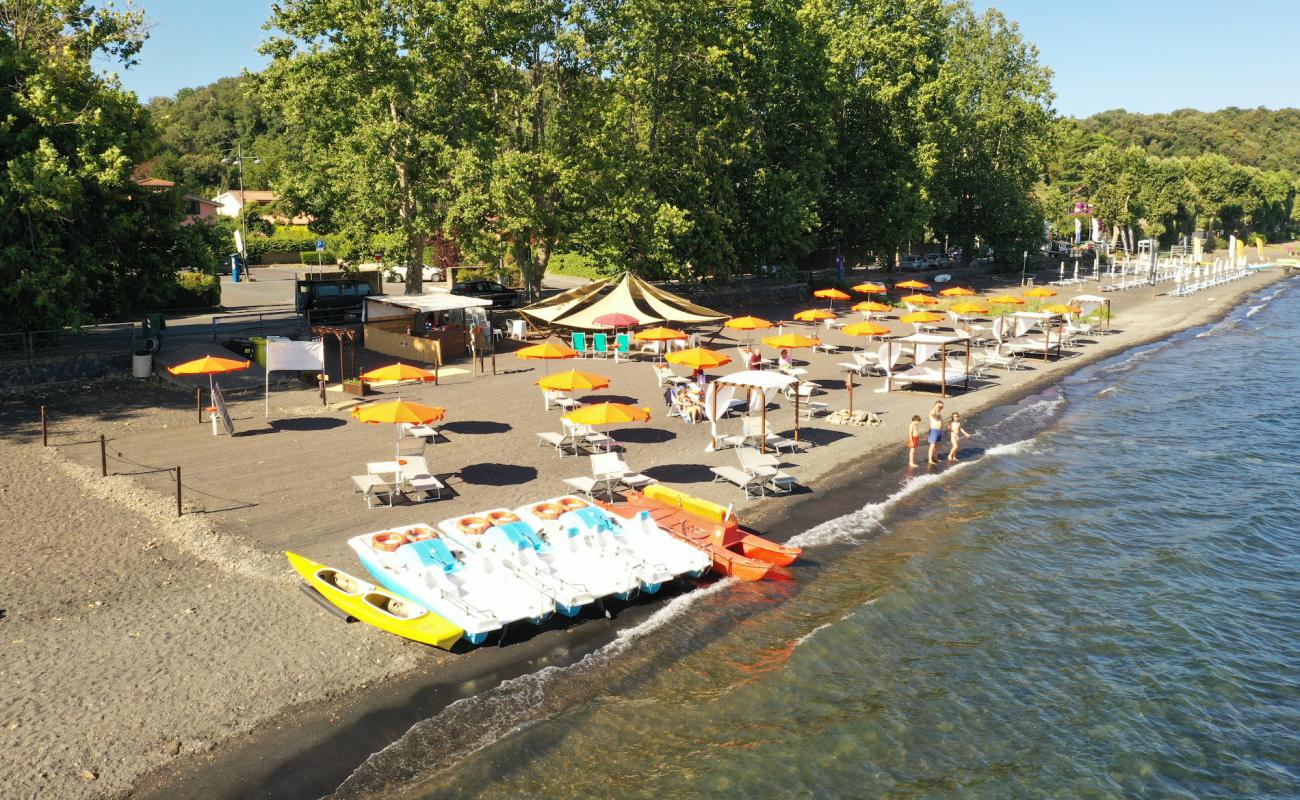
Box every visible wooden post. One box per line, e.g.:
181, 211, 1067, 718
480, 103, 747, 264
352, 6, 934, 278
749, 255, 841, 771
100, 435, 107, 477
846, 370, 855, 415
175, 466, 182, 517
196, 387, 203, 423
491, 350, 496, 376
319, 376, 326, 406
710, 382, 719, 450
40, 405, 47, 446
793, 381, 800, 443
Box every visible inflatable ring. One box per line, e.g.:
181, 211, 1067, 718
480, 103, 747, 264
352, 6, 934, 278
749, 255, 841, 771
532, 502, 565, 521
405, 526, 436, 541
487, 510, 521, 526
557, 497, 588, 511
372, 531, 409, 552
456, 516, 492, 535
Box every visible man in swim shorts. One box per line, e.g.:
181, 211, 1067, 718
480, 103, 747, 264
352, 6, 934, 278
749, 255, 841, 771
927, 400, 944, 465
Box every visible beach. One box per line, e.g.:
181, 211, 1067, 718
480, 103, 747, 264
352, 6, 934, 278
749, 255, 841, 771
0, 265, 1289, 799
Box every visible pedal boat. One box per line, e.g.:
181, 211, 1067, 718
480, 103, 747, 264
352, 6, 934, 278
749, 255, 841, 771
285, 551, 463, 649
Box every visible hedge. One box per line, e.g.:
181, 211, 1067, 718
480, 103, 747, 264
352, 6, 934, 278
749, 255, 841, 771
299, 250, 338, 265
166, 272, 221, 309
244, 234, 320, 261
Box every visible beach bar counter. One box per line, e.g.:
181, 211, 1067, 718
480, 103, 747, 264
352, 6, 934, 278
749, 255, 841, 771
362, 293, 492, 366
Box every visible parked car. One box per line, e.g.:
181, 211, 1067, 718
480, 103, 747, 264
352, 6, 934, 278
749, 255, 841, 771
924, 252, 947, 267
451, 280, 521, 308
385, 263, 445, 283
1040, 240, 1073, 256
946, 247, 963, 260
295, 278, 375, 322
899, 255, 927, 272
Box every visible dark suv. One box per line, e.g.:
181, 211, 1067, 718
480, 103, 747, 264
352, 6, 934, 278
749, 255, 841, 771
451, 280, 521, 308
295, 279, 375, 322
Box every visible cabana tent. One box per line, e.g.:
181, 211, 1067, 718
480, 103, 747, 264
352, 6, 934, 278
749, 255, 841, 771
520, 272, 729, 330
1068, 294, 1111, 329
708, 370, 801, 453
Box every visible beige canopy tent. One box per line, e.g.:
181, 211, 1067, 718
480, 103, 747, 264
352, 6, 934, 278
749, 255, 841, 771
520, 272, 729, 330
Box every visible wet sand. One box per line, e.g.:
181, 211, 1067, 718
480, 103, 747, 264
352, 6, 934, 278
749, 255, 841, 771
0, 265, 1287, 799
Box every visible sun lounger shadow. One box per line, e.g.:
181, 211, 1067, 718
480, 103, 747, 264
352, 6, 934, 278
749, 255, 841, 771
457, 462, 537, 486
642, 463, 715, 483
231, 427, 281, 437
269, 417, 346, 432
611, 426, 675, 444
441, 420, 511, 435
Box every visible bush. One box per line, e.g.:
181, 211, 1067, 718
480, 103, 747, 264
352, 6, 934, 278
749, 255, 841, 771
547, 252, 610, 280
274, 224, 314, 238
299, 250, 338, 265
166, 271, 221, 309
245, 234, 319, 262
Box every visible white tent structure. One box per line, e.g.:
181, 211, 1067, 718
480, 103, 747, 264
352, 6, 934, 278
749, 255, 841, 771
1068, 294, 1111, 329
520, 272, 728, 330
709, 370, 801, 453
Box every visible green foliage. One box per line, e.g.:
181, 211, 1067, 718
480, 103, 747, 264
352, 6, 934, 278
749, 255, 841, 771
547, 253, 610, 281
0, 2, 219, 330
1078, 107, 1300, 175
166, 272, 222, 308
298, 250, 337, 264
243, 234, 319, 261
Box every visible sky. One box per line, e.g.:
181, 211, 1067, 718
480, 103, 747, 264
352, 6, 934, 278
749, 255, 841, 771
113, 0, 1300, 118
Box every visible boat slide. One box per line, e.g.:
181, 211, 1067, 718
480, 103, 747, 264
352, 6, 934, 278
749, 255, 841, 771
348, 523, 554, 645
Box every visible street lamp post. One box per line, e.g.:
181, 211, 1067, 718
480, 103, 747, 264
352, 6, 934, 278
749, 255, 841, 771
220, 143, 261, 275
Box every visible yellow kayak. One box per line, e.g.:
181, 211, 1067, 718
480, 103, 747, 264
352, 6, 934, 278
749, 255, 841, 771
285, 551, 463, 650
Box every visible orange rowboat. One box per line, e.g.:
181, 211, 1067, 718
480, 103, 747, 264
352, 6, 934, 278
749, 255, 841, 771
599, 487, 800, 580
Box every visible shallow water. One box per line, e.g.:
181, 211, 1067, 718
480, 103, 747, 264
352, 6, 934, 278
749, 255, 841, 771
336, 279, 1299, 799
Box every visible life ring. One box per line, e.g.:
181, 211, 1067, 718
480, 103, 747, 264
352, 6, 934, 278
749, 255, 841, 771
558, 497, 588, 511
456, 516, 491, 535
487, 510, 520, 526
372, 531, 409, 552
406, 526, 436, 541
532, 502, 565, 520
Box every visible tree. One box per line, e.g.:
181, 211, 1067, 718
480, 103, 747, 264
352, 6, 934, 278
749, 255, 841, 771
0, 1, 210, 330
924, 5, 1054, 268
260, 0, 507, 294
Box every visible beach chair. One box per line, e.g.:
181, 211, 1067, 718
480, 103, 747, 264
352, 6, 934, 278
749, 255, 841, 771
614, 333, 633, 363
403, 465, 445, 501
563, 420, 620, 453
508, 318, 527, 340
352, 474, 395, 508
591, 452, 654, 494
543, 390, 578, 412
655, 364, 689, 388
561, 476, 602, 499
590, 333, 611, 359
735, 447, 796, 495
536, 431, 587, 456
710, 465, 767, 499
783, 381, 822, 402
742, 416, 798, 453
571, 332, 588, 358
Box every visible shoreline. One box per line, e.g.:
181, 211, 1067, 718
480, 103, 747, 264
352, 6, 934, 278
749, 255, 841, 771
122, 270, 1294, 799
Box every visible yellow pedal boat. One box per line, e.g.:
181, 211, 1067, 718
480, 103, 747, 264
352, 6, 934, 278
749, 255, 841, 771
285, 551, 463, 650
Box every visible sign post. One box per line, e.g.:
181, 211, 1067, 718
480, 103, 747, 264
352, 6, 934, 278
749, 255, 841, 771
315, 239, 326, 273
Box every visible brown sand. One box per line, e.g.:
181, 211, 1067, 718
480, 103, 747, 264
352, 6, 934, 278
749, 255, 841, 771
0, 266, 1287, 798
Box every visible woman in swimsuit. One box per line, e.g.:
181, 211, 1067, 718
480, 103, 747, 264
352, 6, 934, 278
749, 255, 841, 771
947, 412, 970, 462
927, 400, 944, 465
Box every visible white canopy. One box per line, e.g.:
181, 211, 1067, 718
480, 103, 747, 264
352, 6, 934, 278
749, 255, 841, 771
1070, 294, 1106, 303
365, 293, 491, 319
894, 332, 970, 345
716, 370, 797, 390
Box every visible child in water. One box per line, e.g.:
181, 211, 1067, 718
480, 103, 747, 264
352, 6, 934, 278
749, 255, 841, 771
907, 414, 923, 468
948, 412, 970, 462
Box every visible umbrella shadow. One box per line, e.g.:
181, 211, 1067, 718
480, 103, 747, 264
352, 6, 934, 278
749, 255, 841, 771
270, 417, 346, 432
577, 394, 639, 405
642, 463, 715, 484
609, 426, 675, 445
457, 462, 538, 486
441, 420, 511, 435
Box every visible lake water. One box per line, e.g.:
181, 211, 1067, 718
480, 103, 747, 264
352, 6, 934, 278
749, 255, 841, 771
335, 278, 1298, 799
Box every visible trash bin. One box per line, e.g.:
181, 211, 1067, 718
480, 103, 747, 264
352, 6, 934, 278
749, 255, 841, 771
250, 336, 268, 367
132, 350, 153, 378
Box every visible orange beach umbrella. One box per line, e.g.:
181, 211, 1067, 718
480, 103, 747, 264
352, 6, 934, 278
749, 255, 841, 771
852, 300, 892, 313
901, 294, 939, 306
360, 362, 437, 384
352, 399, 446, 461
987, 294, 1026, 305
516, 340, 579, 373
762, 332, 821, 350
842, 321, 890, 337
793, 308, 836, 322
725, 316, 773, 331
813, 288, 851, 300
851, 282, 888, 294
939, 286, 976, 297
564, 402, 651, 427
896, 279, 930, 291
1042, 303, 1082, 316
1023, 287, 1057, 299
537, 369, 611, 392
900, 311, 944, 324
666, 347, 732, 371
169, 355, 252, 400
633, 326, 688, 342
950, 301, 990, 316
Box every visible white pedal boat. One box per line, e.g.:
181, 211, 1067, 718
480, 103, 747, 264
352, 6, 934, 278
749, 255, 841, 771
348, 523, 554, 645
551, 501, 712, 587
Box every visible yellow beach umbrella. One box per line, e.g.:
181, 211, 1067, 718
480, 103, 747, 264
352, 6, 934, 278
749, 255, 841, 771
725, 316, 773, 331
842, 321, 890, 337
901, 293, 939, 306
852, 300, 892, 313
1042, 303, 1082, 316
352, 399, 446, 425
352, 399, 446, 461
1023, 287, 1057, 299
896, 279, 930, 291
762, 332, 822, 350
666, 347, 732, 370
900, 311, 945, 324
950, 301, 990, 316
813, 288, 851, 301
939, 286, 977, 297
564, 402, 652, 427
987, 294, 1026, 305
537, 369, 611, 392
851, 282, 888, 294
793, 308, 837, 322
359, 362, 437, 384
633, 326, 688, 342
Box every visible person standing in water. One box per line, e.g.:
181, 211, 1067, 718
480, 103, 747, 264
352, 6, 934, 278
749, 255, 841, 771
907, 414, 923, 468
927, 400, 944, 465
947, 412, 970, 462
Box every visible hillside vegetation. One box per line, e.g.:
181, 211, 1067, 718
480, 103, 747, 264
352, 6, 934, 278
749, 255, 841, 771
1079, 107, 1300, 175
